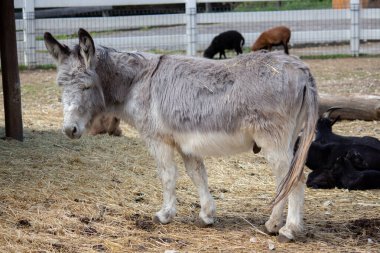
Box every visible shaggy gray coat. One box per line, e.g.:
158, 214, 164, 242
44, 29, 318, 242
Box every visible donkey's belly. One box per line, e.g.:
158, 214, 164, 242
175, 131, 254, 157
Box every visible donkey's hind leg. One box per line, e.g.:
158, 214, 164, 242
266, 148, 305, 242
278, 177, 305, 242
264, 149, 292, 234
181, 154, 216, 227
148, 140, 178, 224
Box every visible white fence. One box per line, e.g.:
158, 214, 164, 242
14, 0, 379, 67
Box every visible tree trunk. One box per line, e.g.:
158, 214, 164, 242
318, 93, 380, 121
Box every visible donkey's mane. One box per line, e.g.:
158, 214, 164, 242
98, 45, 147, 64
71, 44, 147, 66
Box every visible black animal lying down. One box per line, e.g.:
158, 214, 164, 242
300, 107, 380, 190
306, 150, 380, 190
306, 142, 380, 172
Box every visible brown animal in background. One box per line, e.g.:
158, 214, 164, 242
252, 26, 291, 54
89, 115, 122, 136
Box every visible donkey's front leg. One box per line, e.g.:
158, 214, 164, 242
148, 140, 178, 224
181, 154, 216, 227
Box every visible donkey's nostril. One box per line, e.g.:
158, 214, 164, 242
63, 125, 80, 139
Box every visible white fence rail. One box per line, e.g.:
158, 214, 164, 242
14, 0, 378, 67
14, 0, 285, 8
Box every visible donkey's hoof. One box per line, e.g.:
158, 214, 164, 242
264, 220, 283, 234
152, 215, 161, 224
278, 225, 297, 242
277, 234, 293, 243
261, 226, 274, 235
152, 214, 171, 225
153, 209, 175, 224
195, 218, 214, 228
262, 225, 278, 235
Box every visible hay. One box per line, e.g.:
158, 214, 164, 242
0, 58, 379, 252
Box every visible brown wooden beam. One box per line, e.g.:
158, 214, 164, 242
0, 0, 23, 141
319, 93, 380, 121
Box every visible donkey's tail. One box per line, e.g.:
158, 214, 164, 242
271, 72, 319, 207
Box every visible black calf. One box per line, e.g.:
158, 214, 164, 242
306, 169, 335, 189
297, 107, 380, 190
306, 142, 380, 172
307, 150, 380, 190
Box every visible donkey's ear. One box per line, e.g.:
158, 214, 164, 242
44, 32, 70, 63
78, 28, 96, 69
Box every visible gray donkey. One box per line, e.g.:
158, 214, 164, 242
44, 28, 318, 242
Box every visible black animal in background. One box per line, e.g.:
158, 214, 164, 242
307, 150, 380, 190
305, 142, 380, 172
203, 30, 245, 59
301, 107, 380, 190
315, 107, 380, 148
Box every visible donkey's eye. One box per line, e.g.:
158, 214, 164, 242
82, 86, 91, 91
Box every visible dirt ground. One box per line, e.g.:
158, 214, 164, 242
0, 57, 379, 253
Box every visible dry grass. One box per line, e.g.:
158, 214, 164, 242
0, 57, 379, 253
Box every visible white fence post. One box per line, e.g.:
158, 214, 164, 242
23, 0, 36, 68
186, 0, 197, 56
350, 0, 360, 57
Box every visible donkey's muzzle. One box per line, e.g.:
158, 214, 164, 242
63, 125, 81, 139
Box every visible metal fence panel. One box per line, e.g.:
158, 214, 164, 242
13, 0, 380, 67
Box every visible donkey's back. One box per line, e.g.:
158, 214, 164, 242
147, 52, 313, 151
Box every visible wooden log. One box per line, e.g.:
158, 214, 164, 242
319, 93, 380, 121
0, 0, 23, 141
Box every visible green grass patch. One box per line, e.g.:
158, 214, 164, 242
21, 83, 40, 96
36, 33, 77, 41
300, 54, 353, 60
16, 64, 56, 71
299, 53, 380, 60
234, 0, 332, 12
147, 49, 186, 55
36, 64, 56, 70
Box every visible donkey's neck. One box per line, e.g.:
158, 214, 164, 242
95, 48, 153, 108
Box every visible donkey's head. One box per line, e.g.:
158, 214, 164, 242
44, 28, 105, 139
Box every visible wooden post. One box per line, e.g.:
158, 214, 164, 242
0, 0, 24, 141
